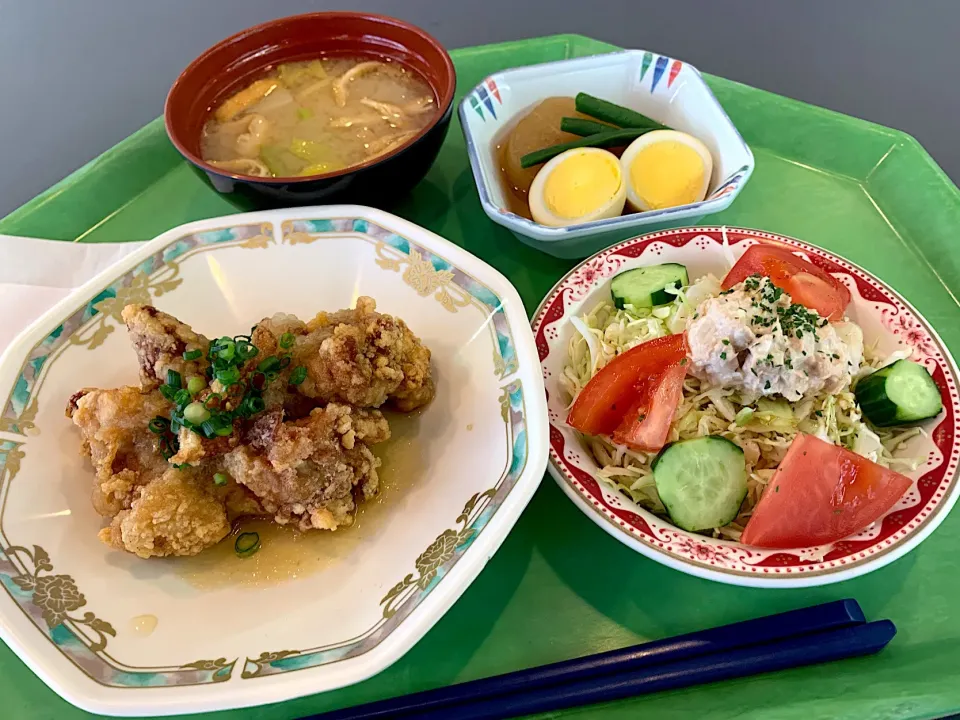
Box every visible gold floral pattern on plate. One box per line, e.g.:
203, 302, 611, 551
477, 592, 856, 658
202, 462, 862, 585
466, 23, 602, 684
380, 488, 497, 619
6, 545, 116, 652
0, 398, 37, 436
73, 263, 183, 351
241, 650, 300, 679
180, 658, 237, 683
375, 242, 471, 313
0, 441, 25, 482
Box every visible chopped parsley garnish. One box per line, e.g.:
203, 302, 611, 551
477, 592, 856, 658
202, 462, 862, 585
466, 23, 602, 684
720, 352, 727, 360
721, 339, 730, 346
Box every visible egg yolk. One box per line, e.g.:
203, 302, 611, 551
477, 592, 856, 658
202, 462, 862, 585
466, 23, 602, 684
629, 141, 705, 210
544, 152, 622, 219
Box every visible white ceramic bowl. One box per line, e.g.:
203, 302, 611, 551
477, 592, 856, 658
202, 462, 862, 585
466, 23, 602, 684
0, 206, 548, 715
459, 50, 754, 259
533, 226, 960, 588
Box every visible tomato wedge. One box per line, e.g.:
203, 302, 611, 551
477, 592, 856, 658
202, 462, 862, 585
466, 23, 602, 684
722, 244, 851, 321
567, 333, 688, 436
740, 433, 912, 548
612, 362, 686, 451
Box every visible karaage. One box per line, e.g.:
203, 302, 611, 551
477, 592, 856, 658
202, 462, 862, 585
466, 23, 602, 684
68, 297, 433, 559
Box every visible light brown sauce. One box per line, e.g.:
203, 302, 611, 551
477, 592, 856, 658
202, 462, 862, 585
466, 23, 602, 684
172, 410, 423, 590
130, 614, 158, 637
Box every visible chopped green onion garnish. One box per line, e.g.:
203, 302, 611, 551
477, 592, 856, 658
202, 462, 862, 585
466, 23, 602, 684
187, 376, 207, 395
159, 436, 177, 460
214, 472, 228, 486
183, 349, 203, 361
203, 393, 222, 410
215, 424, 234, 437
160, 384, 179, 402
183, 401, 211, 425
258, 356, 280, 373
236, 341, 258, 360
278, 355, 292, 370
235, 532, 261, 558
216, 366, 241, 385
167, 370, 182, 389
290, 366, 307, 385
279, 332, 295, 349
217, 341, 236, 362
148, 417, 169, 434
174, 389, 192, 407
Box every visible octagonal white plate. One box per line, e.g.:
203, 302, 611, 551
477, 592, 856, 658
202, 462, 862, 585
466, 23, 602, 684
533, 226, 960, 588
0, 206, 547, 715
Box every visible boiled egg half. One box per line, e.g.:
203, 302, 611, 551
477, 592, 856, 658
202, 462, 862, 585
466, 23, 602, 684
619, 130, 714, 212
529, 148, 626, 227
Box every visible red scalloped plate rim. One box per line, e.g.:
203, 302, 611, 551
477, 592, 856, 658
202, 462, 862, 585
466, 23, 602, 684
532, 226, 960, 587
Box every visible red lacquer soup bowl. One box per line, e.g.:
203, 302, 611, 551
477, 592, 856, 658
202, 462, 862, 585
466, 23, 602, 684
165, 12, 456, 206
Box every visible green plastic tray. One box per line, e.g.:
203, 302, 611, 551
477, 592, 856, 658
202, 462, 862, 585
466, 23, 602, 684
3, 34, 960, 720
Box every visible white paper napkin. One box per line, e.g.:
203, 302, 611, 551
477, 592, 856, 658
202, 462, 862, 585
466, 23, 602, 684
0, 235, 145, 355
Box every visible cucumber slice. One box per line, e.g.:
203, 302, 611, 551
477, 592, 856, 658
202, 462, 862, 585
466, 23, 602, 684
855, 359, 943, 427
610, 264, 689, 309
652, 436, 747, 532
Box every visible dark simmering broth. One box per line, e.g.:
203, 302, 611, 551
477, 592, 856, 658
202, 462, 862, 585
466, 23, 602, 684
201, 56, 438, 178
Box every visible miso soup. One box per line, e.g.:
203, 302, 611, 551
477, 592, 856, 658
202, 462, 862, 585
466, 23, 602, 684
201, 56, 438, 178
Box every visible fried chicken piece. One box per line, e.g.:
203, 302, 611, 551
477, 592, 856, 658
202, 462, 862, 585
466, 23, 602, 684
98, 467, 230, 558
222, 403, 390, 531
67, 386, 171, 516
169, 425, 241, 467
68, 386, 264, 557
254, 296, 435, 410
122, 304, 209, 390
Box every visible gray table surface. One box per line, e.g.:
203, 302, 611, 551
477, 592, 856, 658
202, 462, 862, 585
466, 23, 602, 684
1, 0, 958, 221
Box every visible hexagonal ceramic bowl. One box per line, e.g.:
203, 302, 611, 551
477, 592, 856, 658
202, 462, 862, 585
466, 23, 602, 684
0, 206, 547, 715
460, 50, 754, 259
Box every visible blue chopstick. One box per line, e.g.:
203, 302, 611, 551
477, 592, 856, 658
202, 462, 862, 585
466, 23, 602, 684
311, 599, 867, 720
418, 620, 896, 720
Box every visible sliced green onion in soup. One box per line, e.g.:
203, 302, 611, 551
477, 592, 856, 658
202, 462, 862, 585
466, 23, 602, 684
235, 532, 261, 558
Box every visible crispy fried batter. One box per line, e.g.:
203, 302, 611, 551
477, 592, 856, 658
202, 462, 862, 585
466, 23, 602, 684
223, 404, 390, 531
256, 296, 435, 410
98, 468, 231, 558
68, 386, 264, 557
122, 304, 209, 390
67, 386, 171, 516
70, 298, 433, 559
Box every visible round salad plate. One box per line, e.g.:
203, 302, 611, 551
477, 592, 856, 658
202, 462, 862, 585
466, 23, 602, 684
533, 226, 960, 588
0, 205, 547, 715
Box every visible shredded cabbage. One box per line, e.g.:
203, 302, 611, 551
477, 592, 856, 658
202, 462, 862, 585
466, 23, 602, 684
562, 277, 922, 541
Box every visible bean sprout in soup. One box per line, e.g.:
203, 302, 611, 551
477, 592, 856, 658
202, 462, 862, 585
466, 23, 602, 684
201, 56, 438, 178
